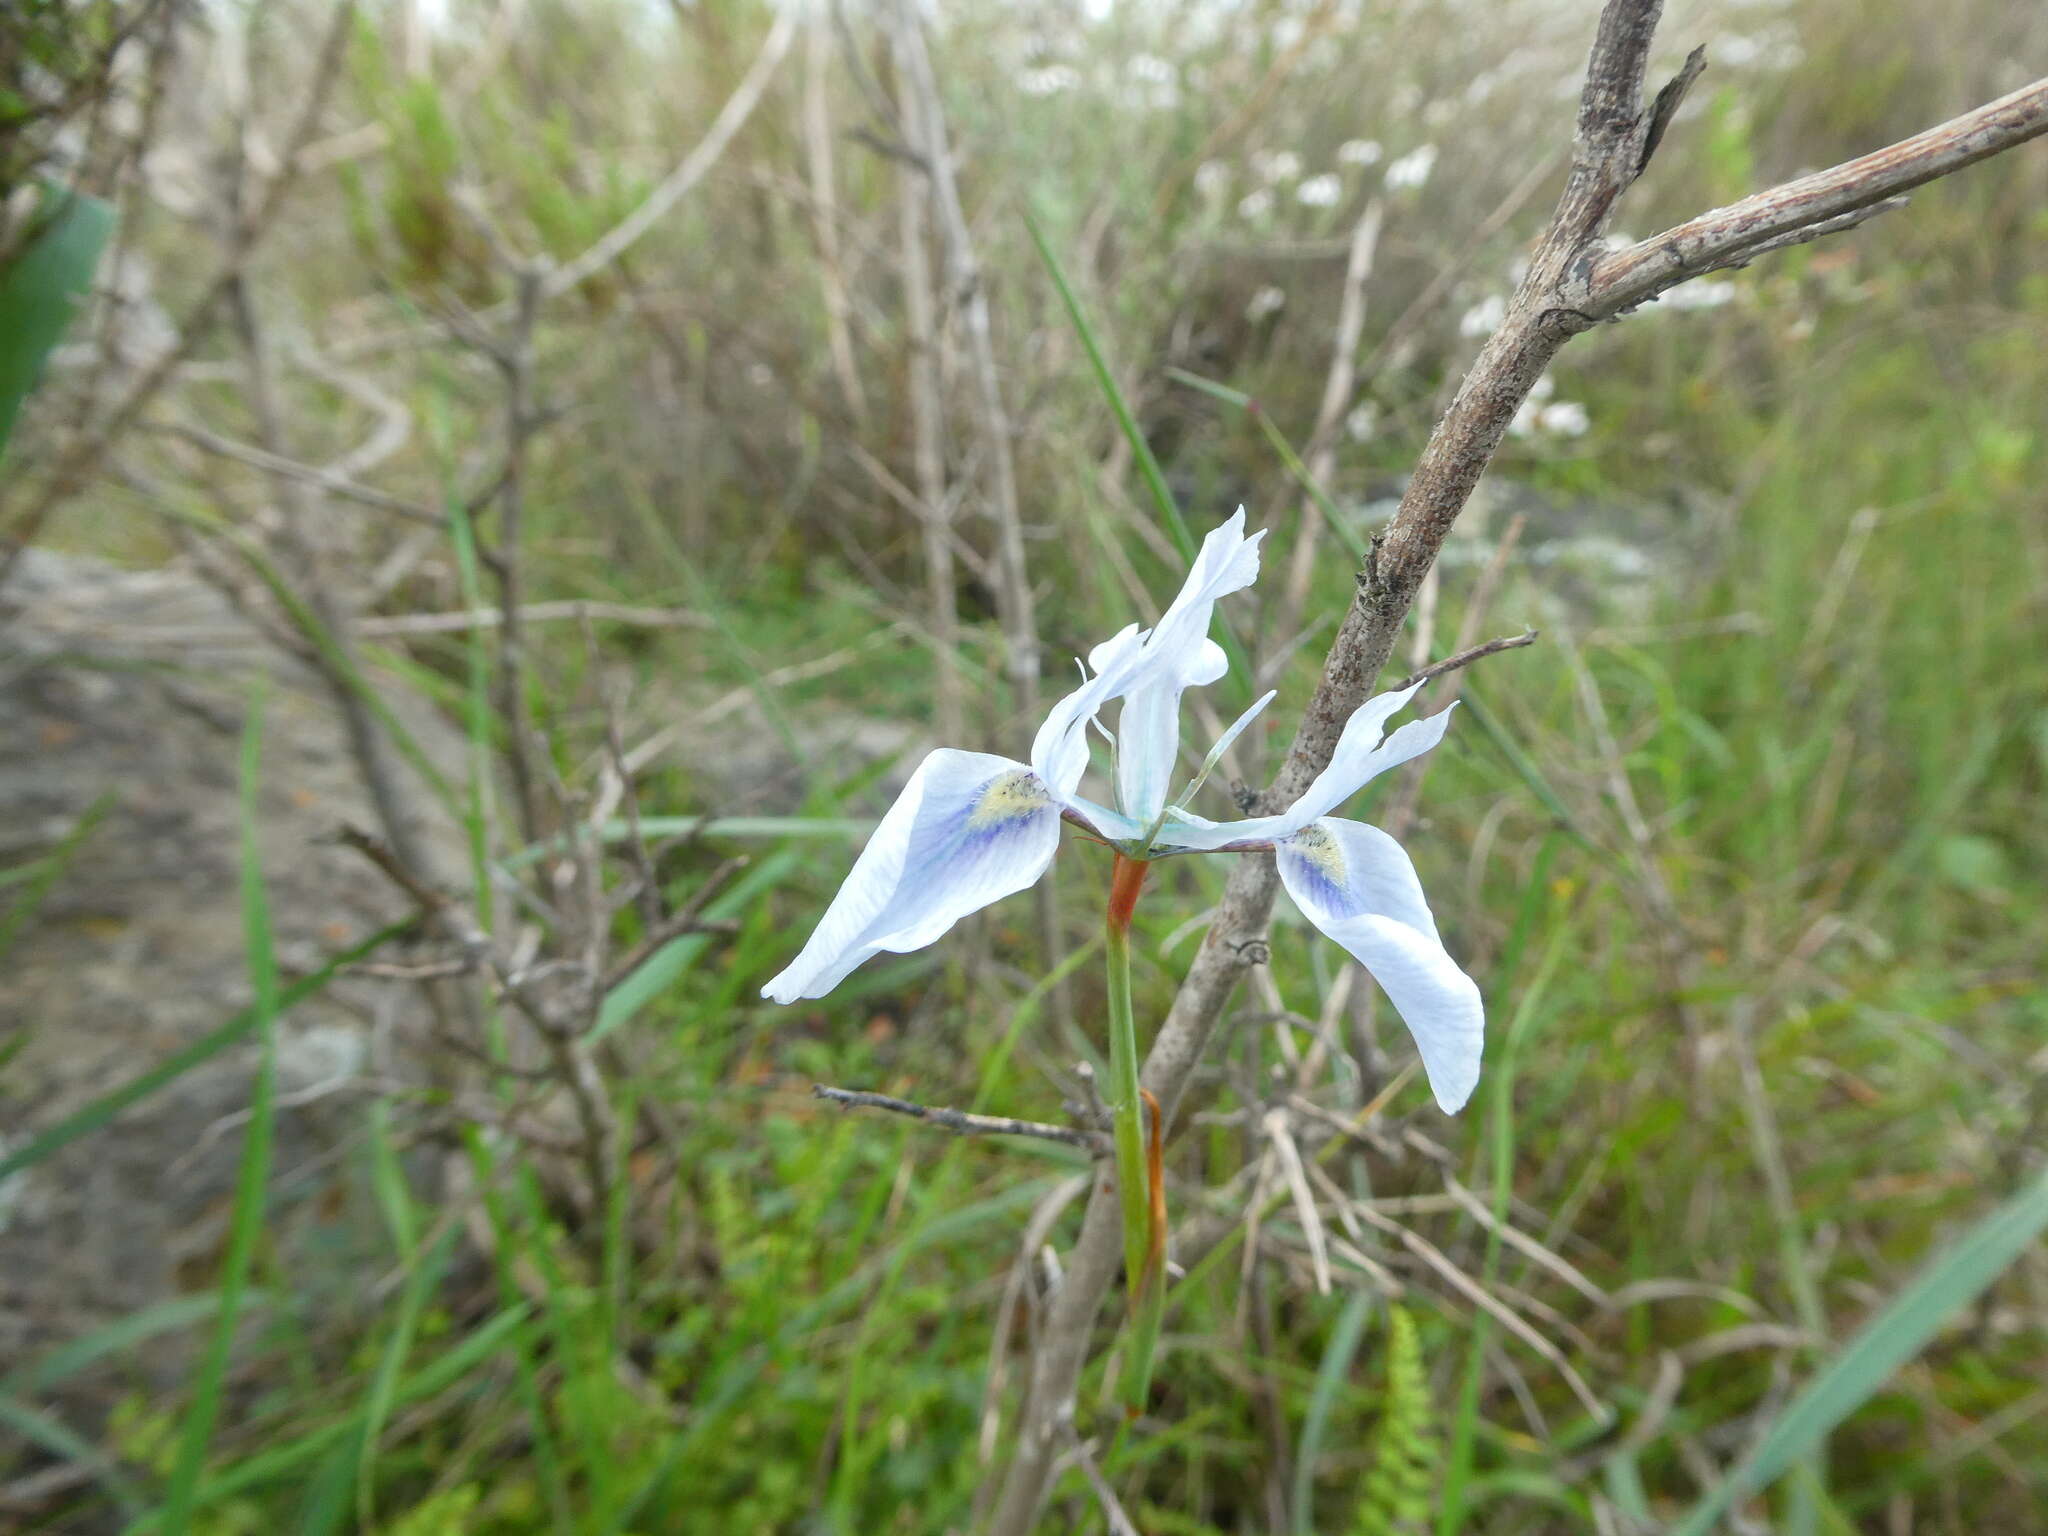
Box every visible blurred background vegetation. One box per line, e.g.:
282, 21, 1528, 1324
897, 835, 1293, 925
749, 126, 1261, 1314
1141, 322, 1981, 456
1, 0, 2044, 1531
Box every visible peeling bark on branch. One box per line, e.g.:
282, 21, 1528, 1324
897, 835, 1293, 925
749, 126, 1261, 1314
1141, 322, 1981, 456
1585, 77, 2048, 317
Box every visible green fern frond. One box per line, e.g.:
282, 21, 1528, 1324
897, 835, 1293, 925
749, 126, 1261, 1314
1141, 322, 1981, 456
1350, 1306, 1440, 1536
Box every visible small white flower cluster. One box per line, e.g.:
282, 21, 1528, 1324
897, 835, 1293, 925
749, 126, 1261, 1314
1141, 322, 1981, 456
1017, 64, 1080, 97
1127, 52, 1180, 109
1385, 144, 1438, 191
1210, 133, 1440, 231
1664, 279, 1738, 312
1245, 285, 1287, 322
1713, 21, 1805, 72
1458, 294, 1507, 339
1251, 148, 1303, 184
1296, 173, 1342, 208
1509, 374, 1590, 440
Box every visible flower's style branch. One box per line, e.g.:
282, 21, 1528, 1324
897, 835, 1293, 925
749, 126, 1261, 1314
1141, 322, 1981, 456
811, 1086, 1108, 1156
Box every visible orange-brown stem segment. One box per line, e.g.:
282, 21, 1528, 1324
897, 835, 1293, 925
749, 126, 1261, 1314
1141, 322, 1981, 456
1140, 1087, 1167, 1288
1107, 852, 1151, 934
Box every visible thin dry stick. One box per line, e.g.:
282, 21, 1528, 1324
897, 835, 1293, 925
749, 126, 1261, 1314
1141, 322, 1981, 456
812, 1086, 1108, 1156
1064, 1432, 1142, 1536
988, 8, 2048, 1527
1264, 1107, 1331, 1297
69, 601, 714, 652
1352, 147, 1566, 389
893, 0, 1073, 1030
1276, 198, 1384, 645
602, 856, 746, 992
893, 2, 1039, 692
153, 419, 442, 523
359, 601, 711, 637
541, 13, 796, 301
224, 276, 438, 884
803, 16, 867, 423
211, 19, 440, 887
486, 266, 547, 846
1584, 76, 2048, 316
974, 1172, 1091, 1518
1348, 1201, 1612, 1426
1384, 516, 1532, 834
1395, 628, 1538, 691
592, 661, 666, 931
890, 16, 964, 744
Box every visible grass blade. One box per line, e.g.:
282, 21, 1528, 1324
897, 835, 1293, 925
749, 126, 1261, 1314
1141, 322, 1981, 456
1165, 365, 1369, 564
0, 1295, 261, 1399
1670, 1160, 2048, 1536
1024, 209, 1256, 690
1025, 209, 1193, 561
161, 685, 279, 1534
354, 1103, 456, 1528
121, 1306, 534, 1533
0, 920, 411, 1185
0, 183, 113, 460
1293, 1288, 1377, 1534
0, 790, 111, 964
0, 1391, 147, 1517
593, 849, 797, 1038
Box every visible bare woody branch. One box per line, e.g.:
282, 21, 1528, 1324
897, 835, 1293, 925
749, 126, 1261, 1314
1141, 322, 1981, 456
988, 4, 2048, 1527
812, 1086, 1109, 1156
153, 419, 443, 524
1585, 76, 2048, 316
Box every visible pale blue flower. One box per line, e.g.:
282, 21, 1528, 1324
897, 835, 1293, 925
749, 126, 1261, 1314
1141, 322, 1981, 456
762, 510, 1484, 1112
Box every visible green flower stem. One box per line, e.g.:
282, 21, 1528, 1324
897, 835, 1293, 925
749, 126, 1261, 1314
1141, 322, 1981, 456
1104, 854, 1163, 1414
1105, 916, 1149, 1304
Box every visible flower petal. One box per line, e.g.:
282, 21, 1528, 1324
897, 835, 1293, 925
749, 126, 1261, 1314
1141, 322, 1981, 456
1112, 678, 1184, 828
1063, 792, 1144, 844
762, 750, 1061, 1002
1182, 638, 1229, 688
1277, 818, 1482, 1113
1105, 511, 1266, 823
1144, 507, 1264, 679
1033, 623, 1144, 796
1150, 687, 1453, 852
1285, 685, 1445, 826
1035, 512, 1267, 824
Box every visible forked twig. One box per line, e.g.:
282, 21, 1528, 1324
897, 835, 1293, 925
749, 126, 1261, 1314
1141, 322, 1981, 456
1396, 628, 1539, 690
